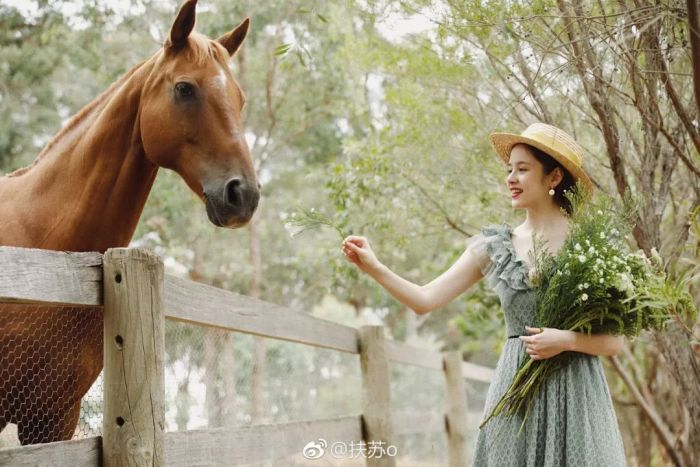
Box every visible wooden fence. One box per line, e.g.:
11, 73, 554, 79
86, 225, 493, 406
0, 246, 493, 466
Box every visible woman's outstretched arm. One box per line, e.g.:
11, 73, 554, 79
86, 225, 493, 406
342, 235, 485, 315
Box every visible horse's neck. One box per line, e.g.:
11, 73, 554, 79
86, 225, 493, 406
2, 59, 159, 252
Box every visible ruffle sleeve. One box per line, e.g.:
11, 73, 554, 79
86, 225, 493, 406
464, 232, 492, 275
467, 223, 531, 292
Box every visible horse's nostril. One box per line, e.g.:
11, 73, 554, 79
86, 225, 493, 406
224, 177, 243, 207
257, 181, 262, 190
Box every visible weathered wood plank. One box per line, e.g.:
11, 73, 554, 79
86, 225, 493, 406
163, 275, 359, 353
359, 325, 396, 467
392, 410, 445, 436
467, 410, 485, 428
385, 340, 493, 384
0, 246, 102, 306
0, 436, 101, 467
444, 351, 468, 467
385, 340, 443, 370
461, 361, 494, 383
164, 416, 363, 466
103, 248, 165, 467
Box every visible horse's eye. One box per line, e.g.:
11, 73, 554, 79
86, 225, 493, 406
175, 81, 195, 99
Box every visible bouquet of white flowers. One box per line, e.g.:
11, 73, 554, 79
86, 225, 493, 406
480, 182, 697, 431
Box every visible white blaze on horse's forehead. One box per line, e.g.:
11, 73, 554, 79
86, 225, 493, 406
210, 68, 228, 89
206, 65, 244, 142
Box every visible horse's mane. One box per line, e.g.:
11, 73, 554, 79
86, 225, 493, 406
6, 59, 149, 178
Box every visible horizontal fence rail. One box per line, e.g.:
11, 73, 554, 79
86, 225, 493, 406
0, 247, 102, 306
164, 275, 360, 353
0, 246, 494, 466
165, 415, 363, 466
0, 411, 486, 466
0, 437, 102, 467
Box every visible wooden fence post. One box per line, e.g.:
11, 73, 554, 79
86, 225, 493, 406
358, 325, 397, 467
443, 351, 468, 467
103, 248, 165, 467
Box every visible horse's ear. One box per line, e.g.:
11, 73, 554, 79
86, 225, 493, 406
217, 18, 250, 57
168, 0, 198, 49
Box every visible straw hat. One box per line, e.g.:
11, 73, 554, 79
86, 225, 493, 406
489, 122, 594, 194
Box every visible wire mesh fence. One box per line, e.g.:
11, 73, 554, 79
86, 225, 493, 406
1, 306, 489, 466
161, 320, 362, 431
390, 362, 449, 465
0, 304, 102, 448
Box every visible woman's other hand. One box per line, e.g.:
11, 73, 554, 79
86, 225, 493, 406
341, 235, 382, 275
519, 326, 573, 360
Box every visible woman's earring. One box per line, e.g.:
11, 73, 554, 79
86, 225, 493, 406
548, 188, 555, 196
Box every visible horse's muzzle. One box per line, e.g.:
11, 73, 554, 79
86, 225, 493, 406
204, 177, 260, 228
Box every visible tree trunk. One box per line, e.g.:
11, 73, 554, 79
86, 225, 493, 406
686, 0, 700, 118
653, 322, 700, 465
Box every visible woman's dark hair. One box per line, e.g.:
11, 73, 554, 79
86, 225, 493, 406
523, 143, 576, 215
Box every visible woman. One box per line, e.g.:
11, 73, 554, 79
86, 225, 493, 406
341, 123, 627, 466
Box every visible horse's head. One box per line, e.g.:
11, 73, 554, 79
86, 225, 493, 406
140, 0, 259, 228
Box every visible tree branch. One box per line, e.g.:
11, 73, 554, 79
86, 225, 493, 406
609, 354, 686, 466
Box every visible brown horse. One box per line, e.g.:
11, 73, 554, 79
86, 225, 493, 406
0, 0, 259, 444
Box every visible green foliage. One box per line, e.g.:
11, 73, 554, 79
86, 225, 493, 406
284, 207, 348, 239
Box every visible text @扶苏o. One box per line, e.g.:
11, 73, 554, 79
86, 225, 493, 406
302, 438, 398, 460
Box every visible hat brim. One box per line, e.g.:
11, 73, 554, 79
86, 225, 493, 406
489, 132, 594, 195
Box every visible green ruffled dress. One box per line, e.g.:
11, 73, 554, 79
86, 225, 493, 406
470, 223, 626, 466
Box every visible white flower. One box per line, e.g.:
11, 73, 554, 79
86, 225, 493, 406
599, 278, 604, 283
575, 243, 582, 251
650, 247, 663, 267
578, 284, 584, 290
578, 255, 586, 263
588, 246, 596, 254
597, 210, 603, 215
632, 249, 651, 265
581, 293, 588, 301
583, 282, 589, 289
616, 273, 634, 293
599, 232, 606, 239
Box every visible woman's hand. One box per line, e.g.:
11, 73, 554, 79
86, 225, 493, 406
518, 326, 573, 360
341, 235, 382, 275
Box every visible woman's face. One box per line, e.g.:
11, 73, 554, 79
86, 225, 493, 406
506, 144, 558, 209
